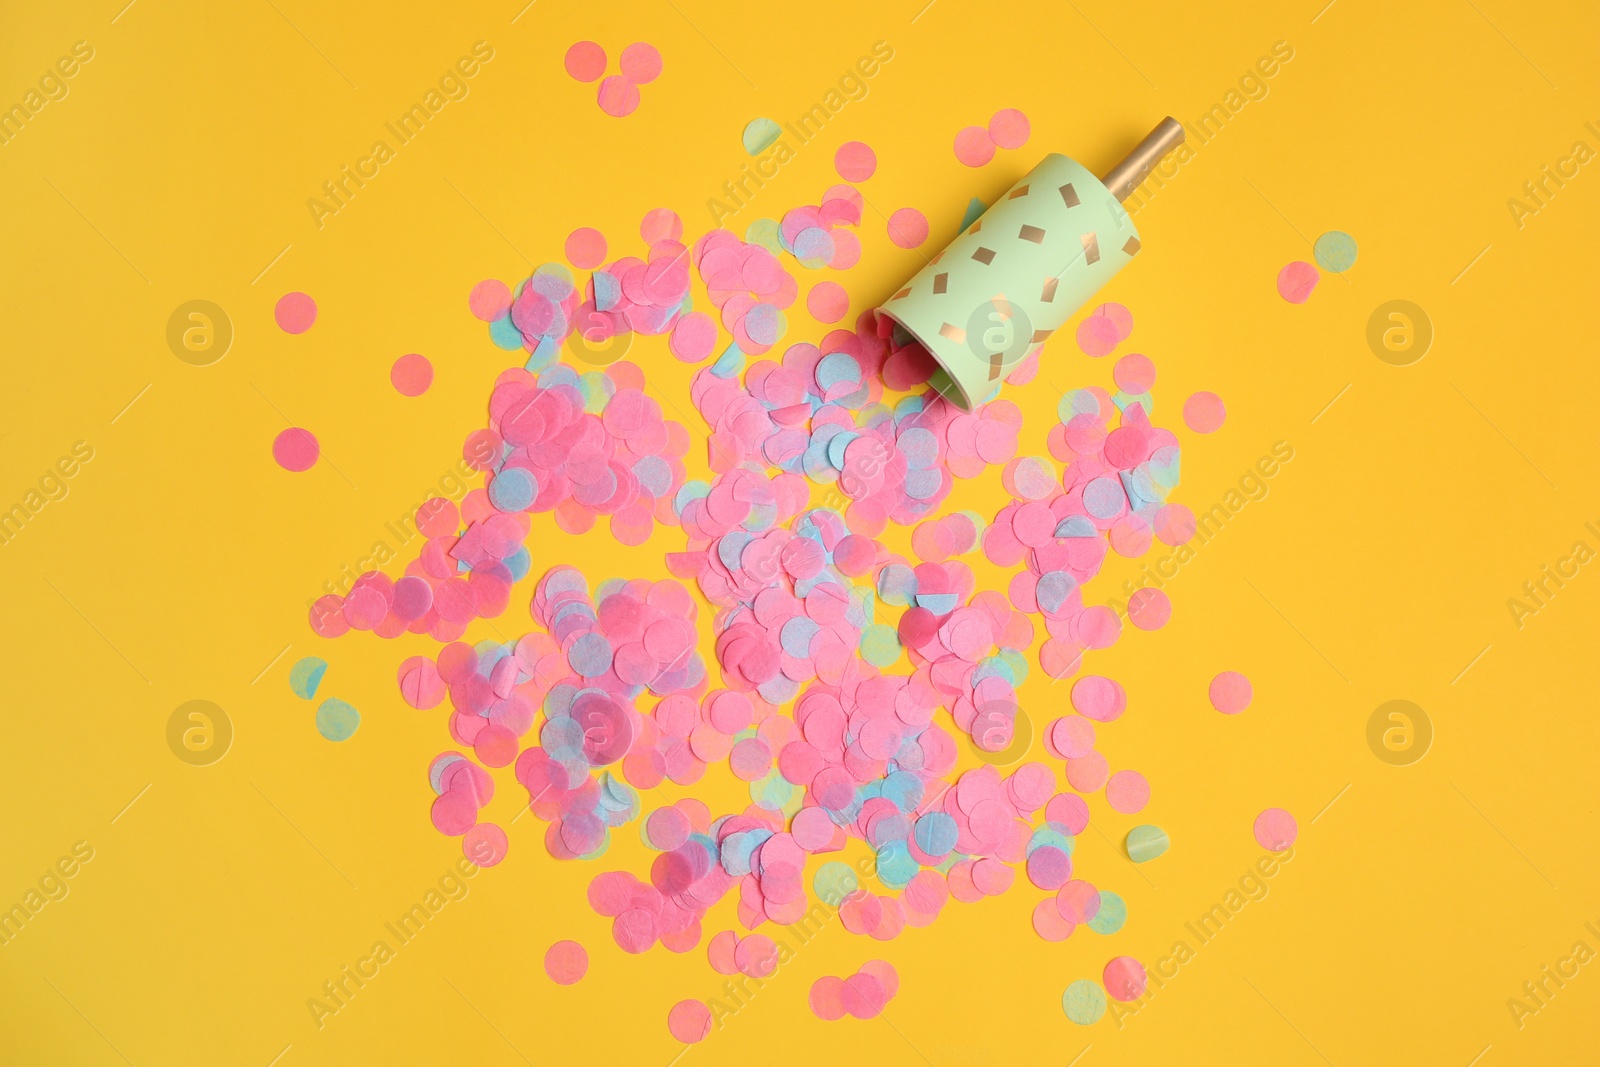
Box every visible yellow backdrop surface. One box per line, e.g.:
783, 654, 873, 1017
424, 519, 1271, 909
2, 1, 1597, 1064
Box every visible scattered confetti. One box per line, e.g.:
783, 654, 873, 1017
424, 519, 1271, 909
1103, 956, 1147, 1001
1209, 671, 1252, 714
1276, 261, 1318, 304
1254, 807, 1297, 851
397, 655, 445, 709
888, 208, 929, 249
667, 999, 712, 1043
1087, 891, 1126, 935
669, 311, 718, 362
288, 657, 327, 699
316, 697, 360, 741
1113, 353, 1155, 394
988, 108, 1031, 150
1313, 230, 1358, 273
564, 41, 606, 83
1063, 979, 1107, 1024
1127, 587, 1171, 630
465, 821, 508, 866
1125, 825, 1169, 862
304, 163, 1214, 1033
1075, 302, 1132, 358
806, 281, 849, 323
544, 940, 588, 984
565, 227, 608, 270
391, 353, 433, 397
835, 141, 877, 183
810, 961, 898, 1019
743, 118, 781, 156
272, 428, 319, 472
954, 125, 996, 167
274, 292, 316, 334
620, 43, 662, 84
469, 279, 512, 321
1105, 769, 1150, 814
598, 76, 640, 118
1183, 392, 1226, 434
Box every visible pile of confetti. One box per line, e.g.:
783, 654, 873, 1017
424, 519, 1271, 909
809, 960, 899, 1020
294, 108, 1287, 1042
1277, 229, 1359, 303
564, 41, 663, 118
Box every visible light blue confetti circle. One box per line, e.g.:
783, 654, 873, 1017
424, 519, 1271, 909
1313, 230, 1358, 273
1063, 979, 1107, 1024
316, 698, 360, 742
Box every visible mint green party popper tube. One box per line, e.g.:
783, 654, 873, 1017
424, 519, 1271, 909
879, 118, 1185, 410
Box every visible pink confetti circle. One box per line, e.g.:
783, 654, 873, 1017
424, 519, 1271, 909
1154, 504, 1196, 545
954, 125, 996, 167
468, 279, 511, 321
1066, 751, 1110, 792
1114, 353, 1156, 393
463, 821, 508, 866
598, 75, 640, 117
274, 292, 316, 334
1209, 671, 1253, 714
272, 428, 319, 472
1104, 957, 1148, 1001
667, 999, 712, 1043
1076, 315, 1120, 357
1033, 898, 1076, 941
620, 42, 663, 84
1071, 675, 1126, 722
430, 791, 475, 836
807, 281, 849, 323
564, 41, 606, 82
706, 930, 738, 974
1090, 301, 1133, 341
669, 311, 717, 362
390, 353, 433, 397
640, 208, 682, 244
1105, 770, 1151, 814
565, 227, 607, 269
1254, 808, 1298, 851
1277, 260, 1319, 303
809, 976, 847, 1020
988, 108, 1031, 150
1127, 587, 1171, 630
860, 960, 898, 1000
1183, 391, 1227, 433
397, 655, 444, 708
835, 141, 877, 182
1057, 880, 1101, 923
1048, 793, 1090, 834
888, 208, 929, 249
544, 940, 588, 985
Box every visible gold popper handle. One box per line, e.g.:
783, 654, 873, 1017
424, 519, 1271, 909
1100, 117, 1186, 202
